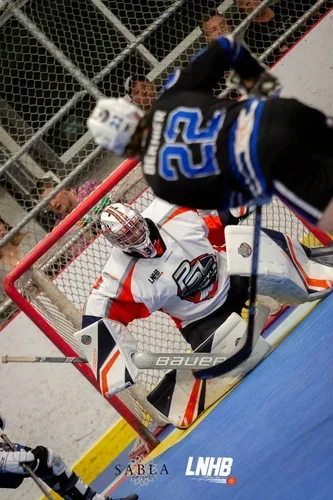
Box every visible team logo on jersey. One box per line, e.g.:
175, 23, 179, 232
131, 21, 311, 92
172, 253, 218, 303
238, 242, 252, 258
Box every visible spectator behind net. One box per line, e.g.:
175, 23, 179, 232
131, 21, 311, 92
235, 0, 314, 61
125, 74, 157, 112
34, 178, 101, 225
201, 11, 232, 44
200, 11, 236, 95
0, 218, 27, 292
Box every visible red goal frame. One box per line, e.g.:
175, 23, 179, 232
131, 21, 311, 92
4, 158, 160, 450
4, 157, 333, 450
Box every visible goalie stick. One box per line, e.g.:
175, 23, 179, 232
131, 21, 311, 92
194, 204, 263, 380
2, 355, 87, 364
2, 302, 269, 372
2, 353, 229, 370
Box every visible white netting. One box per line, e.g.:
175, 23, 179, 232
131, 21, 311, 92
2, 0, 332, 431
1, 0, 330, 313
13, 161, 328, 426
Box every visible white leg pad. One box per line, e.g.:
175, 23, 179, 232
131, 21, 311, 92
147, 307, 271, 428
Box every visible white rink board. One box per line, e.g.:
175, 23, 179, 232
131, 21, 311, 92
274, 11, 333, 116
0, 11, 332, 500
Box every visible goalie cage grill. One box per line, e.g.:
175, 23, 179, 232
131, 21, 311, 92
4, 157, 333, 452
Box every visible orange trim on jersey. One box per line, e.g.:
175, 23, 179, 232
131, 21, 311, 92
161, 207, 194, 226
93, 275, 103, 290
202, 213, 225, 246
213, 244, 226, 253
155, 238, 165, 257
162, 206, 225, 246
100, 349, 120, 396
285, 235, 333, 289
180, 378, 202, 427
107, 264, 151, 326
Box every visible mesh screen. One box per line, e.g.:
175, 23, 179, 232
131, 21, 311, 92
1, 0, 330, 326
14, 164, 322, 406
1, 0, 332, 425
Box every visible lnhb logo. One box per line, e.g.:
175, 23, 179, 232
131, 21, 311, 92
185, 456, 236, 485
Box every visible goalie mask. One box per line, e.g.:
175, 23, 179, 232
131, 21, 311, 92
101, 203, 157, 258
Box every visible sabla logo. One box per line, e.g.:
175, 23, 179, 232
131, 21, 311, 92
185, 457, 236, 484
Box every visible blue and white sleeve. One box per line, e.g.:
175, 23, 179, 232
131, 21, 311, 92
164, 35, 264, 94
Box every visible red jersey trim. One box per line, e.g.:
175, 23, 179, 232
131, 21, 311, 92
107, 263, 151, 325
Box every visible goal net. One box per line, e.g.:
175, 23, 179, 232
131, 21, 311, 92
5, 158, 333, 450
1, 0, 332, 453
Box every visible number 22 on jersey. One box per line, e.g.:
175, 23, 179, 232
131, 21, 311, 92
159, 108, 225, 180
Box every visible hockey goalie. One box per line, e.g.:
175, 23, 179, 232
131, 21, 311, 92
76, 198, 333, 428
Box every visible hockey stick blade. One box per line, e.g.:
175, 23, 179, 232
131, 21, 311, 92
132, 352, 228, 370
194, 205, 263, 380
193, 336, 253, 380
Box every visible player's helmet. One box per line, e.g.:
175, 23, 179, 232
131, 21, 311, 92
87, 97, 144, 156
100, 203, 157, 258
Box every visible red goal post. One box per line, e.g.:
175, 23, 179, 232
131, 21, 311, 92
4, 157, 333, 451
4, 158, 160, 451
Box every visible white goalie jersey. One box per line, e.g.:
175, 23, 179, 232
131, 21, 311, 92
84, 199, 229, 329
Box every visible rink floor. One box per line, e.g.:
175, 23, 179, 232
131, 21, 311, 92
105, 292, 333, 500
1, 10, 332, 500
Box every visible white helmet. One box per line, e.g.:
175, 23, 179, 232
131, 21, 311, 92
87, 97, 144, 156
100, 203, 157, 258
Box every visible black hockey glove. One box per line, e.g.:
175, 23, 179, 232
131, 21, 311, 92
26, 445, 50, 477
28, 445, 67, 479
228, 69, 281, 98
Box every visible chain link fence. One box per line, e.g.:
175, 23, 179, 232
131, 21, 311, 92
0, 0, 331, 327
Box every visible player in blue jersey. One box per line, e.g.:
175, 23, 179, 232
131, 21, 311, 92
87, 35, 333, 232
0, 412, 138, 500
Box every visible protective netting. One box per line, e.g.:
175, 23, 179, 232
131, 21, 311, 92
15, 164, 185, 393
9, 160, 330, 431
0, 0, 331, 326
1, 0, 333, 436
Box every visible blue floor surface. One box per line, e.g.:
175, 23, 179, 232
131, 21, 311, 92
112, 294, 333, 500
